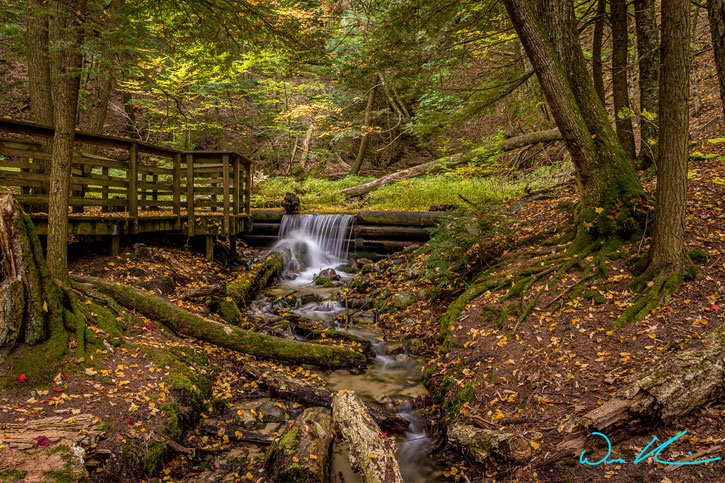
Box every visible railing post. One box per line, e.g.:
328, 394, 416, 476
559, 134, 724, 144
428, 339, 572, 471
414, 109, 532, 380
102, 166, 109, 213
186, 153, 195, 237
173, 153, 181, 220
128, 142, 138, 233
222, 154, 231, 236
244, 161, 251, 216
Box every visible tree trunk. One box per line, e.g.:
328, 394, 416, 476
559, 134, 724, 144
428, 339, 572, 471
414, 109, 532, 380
338, 128, 563, 197
351, 82, 377, 175
506, 0, 643, 244
265, 407, 333, 483
611, 0, 637, 160
447, 423, 531, 464
332, 390, 404, 483
708, 0, 725, 118
591, 0, 607, 105
691, 5, 703, 118
73, 275, 368, 369
634, 0, 660, 168
122, 91, 138, 138
47, 1, 86, 281
25, 0, 54, 206
642, 0, 690, 284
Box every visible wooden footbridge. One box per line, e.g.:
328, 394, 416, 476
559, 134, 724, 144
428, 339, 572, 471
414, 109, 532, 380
0, 119, 252, 259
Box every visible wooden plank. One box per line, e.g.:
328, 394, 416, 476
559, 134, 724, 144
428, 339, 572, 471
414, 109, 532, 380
101, 167, 109, 213
0, 137, 42, 151
173, 153, 181, 217
0, 147, 53, 160
73, 152, 127, 170
128, 143, 138, 232
0, 159, 40, 170
69, 174, 128, 188
244, 161, 252, 215
186, 153, 195, 236
222, 154, 230, 235
190, 186, 224, 195
137, 200, 174, 207
137, 165, 173, 175
232, 156, 240, 217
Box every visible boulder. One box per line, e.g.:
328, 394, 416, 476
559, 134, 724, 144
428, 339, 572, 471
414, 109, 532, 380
390, 292, 416, 310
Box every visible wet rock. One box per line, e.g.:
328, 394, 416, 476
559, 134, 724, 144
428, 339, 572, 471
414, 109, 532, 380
282, 192, 301, 213
390, 292, 416, 310
336, 264, 356, 274
404, 338, 425, 355
140, 277, 176, 295
404, 265, 421, 280
300, 294, 323, 305
400, 318, 417, 329
360, 263, 375, 275
352, 311, 375, 325
256, 400, 287, 422
355, 280, 372, 293
357, 257, 373, 266
228, 406, 259, 428
387, 343, 405, 356
395, 353, 409, 363
314, 277, 334, 288
317, 268, 340, 281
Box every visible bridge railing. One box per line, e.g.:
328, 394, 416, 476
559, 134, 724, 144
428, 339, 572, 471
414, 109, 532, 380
0, 119, 252, 237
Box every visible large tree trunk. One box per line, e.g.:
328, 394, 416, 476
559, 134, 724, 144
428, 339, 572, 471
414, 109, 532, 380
708, 0, 725, 118
351, 82, 377, 175
634, 0, 660, 168
338, 128, 563, 197
641, 0, 690, 286
591, 0, 607, 105
73, 275, 368, 369
332, 390, 404, 483
611, 0, 637, 160
47, 1, 87, 281
507, 0, 643, 244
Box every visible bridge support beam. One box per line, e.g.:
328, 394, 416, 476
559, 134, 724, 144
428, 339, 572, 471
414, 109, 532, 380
205, 235, 214, 260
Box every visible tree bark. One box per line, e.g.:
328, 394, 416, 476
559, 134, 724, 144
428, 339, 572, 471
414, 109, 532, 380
351, 82, 377, 175
506, 0, 643, 243
611, 0, 637, 160
644, 0, 690, 281
447, 423, 531, 464
708, 0, 725, 118
47, 0, 87, 281
265, 407, 333, 483
691, 5, 703, 118
591, 0, 607, 105
73, 275, 368, 369
338, 128, 562, 197
332, 390, 404, 483
634, 0, 660, 168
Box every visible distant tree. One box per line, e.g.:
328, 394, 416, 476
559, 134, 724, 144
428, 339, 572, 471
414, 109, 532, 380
591, 0, 607, 105
611, 0, 636, 160
634, 0, 659, 169
708, 0, 725, 118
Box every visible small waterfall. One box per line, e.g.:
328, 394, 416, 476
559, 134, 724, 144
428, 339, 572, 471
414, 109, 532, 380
272, 214, 354, 283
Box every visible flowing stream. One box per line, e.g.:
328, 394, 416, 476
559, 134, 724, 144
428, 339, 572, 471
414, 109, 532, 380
266, 214, 439, 482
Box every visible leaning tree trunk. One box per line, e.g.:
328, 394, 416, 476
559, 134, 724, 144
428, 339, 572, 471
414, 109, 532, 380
47, 1, 87, 281
509, 0, 643, 245
0, 195, 64, 356
611, 0, 637, 160
708, 0, 725, 118
634, 0, 660, 169
351, 81, 378, 176
591, 0, 607, 105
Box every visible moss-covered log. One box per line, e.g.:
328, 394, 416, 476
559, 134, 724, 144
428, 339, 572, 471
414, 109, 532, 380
74, 275, 367, 369
332, 390, 404, 483
218, 252, 283, 324
447, 423, 531, 465
265, 407, 333, 483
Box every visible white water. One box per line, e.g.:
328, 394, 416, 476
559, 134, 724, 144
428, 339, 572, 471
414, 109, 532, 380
271, 214, 355, 286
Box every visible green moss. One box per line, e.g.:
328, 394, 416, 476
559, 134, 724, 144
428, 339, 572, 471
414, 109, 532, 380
582, 290, 606, 304
46, 444, 70, 456
161, 402, 183, 440
446, 379, 476, 420
336, 265, 356, 274
279, 426, 300, 455
278, 463, 315, 482
84, 302, 123, 346
143, 440, 168, 475
217, 297, 243, 326
314, 277, 334, 288
0, 470, 28, 481
687, 249, 707, 265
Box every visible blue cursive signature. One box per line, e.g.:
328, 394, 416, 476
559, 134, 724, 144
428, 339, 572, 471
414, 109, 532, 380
579, 431, 721, 466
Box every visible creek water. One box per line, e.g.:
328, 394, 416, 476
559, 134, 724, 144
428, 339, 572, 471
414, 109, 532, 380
267, 214, 439, 482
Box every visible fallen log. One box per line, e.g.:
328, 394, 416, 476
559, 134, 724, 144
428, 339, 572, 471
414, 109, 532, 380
338, 129, 562, 197
549, 322, 725, 463
72, 275, 367, 370
447, 422, 531, 465
332, 390, 404, 483
265, 407, 334, 483
243, 364, 410, 433
226, 252, 283, 305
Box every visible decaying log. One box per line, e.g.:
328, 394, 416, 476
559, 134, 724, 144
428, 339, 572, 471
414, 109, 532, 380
177, 283, 225, 301
0, 413, 104, 482
73, 275, 367, 370
337, 129, 562, 197
550, 323, 725, 463
266, 407, 333, 483
447, 422, 531, 464
243, 364, 410, 433
332, 390, 404, 483
226, 252, 283, 305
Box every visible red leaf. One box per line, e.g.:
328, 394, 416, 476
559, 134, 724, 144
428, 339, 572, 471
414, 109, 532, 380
53, 388, 63, 392
127, 417, 135, 425
712, 304, 720, 311
17, 374, 27, 383
35, 435, 50, 447
378, 432, 387, 438
61, 373, 68, 380
146, 323, 156, 330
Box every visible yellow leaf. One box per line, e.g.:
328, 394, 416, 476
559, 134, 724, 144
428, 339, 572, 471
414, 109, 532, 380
292, 456, 299, 463
368, 453, 377, 459
531, 441, 540, 450
309, 454, 317, 460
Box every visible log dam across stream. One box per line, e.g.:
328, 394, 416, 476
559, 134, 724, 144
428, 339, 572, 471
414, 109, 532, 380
244, 209, 445, 254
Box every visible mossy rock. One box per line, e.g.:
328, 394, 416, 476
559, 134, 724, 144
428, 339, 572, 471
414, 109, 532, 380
314, 277, 334, 288
687, 249, 707, 265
